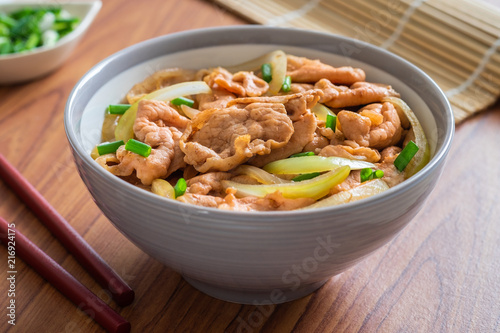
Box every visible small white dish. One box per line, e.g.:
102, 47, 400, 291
0, 1, 101, 84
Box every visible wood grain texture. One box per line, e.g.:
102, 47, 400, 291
0, 0, 499, 332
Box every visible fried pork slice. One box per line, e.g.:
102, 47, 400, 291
286, 54, 366, 85
249, 112, 317, 167
97, 100, 190, 185
228, 89, 323, 121
185, 172, 233, 196
179, 102, 294, 173
319, 143, 381, 162
204, 67, 268, 97
337, 102, 403, 150
232, 90, 323, 166
315, 80, 400, 108
196, 88, 236, 111
126, 68, 196, 104
218, 190, 315, 211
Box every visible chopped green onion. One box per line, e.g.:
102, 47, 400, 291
261, 63, 272, 83
171, 96, 194, 107
360, 168, 385, 182
292, 172, 321, 182
0, 36, 12, 54
174, 178, 187, 198
97, 140, 124, 155
0, 15, 16, 28
360, 168, 374, 183
54, 17, 79, 24
24, 33, 40, 50
125, 139, 151, 157
107, 104, 131, 115
290, 151, 315, 158
326, 114, 337, 132
394, 140, 419, 172
0, 7, 79, 56
281, 75, 291, 92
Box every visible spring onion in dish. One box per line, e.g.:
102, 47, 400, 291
289, 151, 315, 158
171, 97, 195, 107
107, 104, 131, 115
325, 114, 337, 132
263, 155, 375, 175
174, 178, 187, 198
151, 179, 175, 199
222, 165, 350, 200
125, 139, 151, 157
281, 75, 292, 92
360, 168, 384, 183
302, 178, 389, 209
292, 172, 321, 182
115, 81, 211, 142
394, 141, 419, 172
261, 63, 272, 83
96, 140, 124, 156
382, 97, 430, 178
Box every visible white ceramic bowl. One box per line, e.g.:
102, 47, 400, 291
65, 26, 454, 304
0, 1, 101, 84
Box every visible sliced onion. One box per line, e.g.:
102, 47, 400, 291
234, 165, 291, 185
263, 156, 375, 175
267, 50, 287, 95
311, 103, 335, 122
222, 165, 350, 200
115, 81, 211, 142
302, 178, 389, 209
180, 104, 200, 119
151, 179, 175, 199
382, 97, 430, 178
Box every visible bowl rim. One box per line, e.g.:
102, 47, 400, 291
65, 25, 455, 218
0, 0, 102, 60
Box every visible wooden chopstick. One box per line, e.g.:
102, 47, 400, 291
0, 153, 134, 306
0, 217, 131, 333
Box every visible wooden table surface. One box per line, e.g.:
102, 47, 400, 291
1, 0, 499, 332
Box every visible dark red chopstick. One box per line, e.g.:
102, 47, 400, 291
0, 217, 130, 333
0, 153, 134, 306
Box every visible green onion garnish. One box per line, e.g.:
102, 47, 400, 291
360, 168, 373, 183
394, 140, 419, 172
292, 172, 321, 182
326, 114, 337, 132
125, 139, 151, 157
108, 104, 131, 115
374, 169, 384, 179
261, 63, 272, 83
281, 75, 292, 92
174, 178, 187, 197
97, 140, 124, 155
360, 168, 385, 182
289, 151, 315, 158
171, 97, 194, 107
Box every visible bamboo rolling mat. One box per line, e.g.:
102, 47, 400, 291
212, 0, 500, 123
